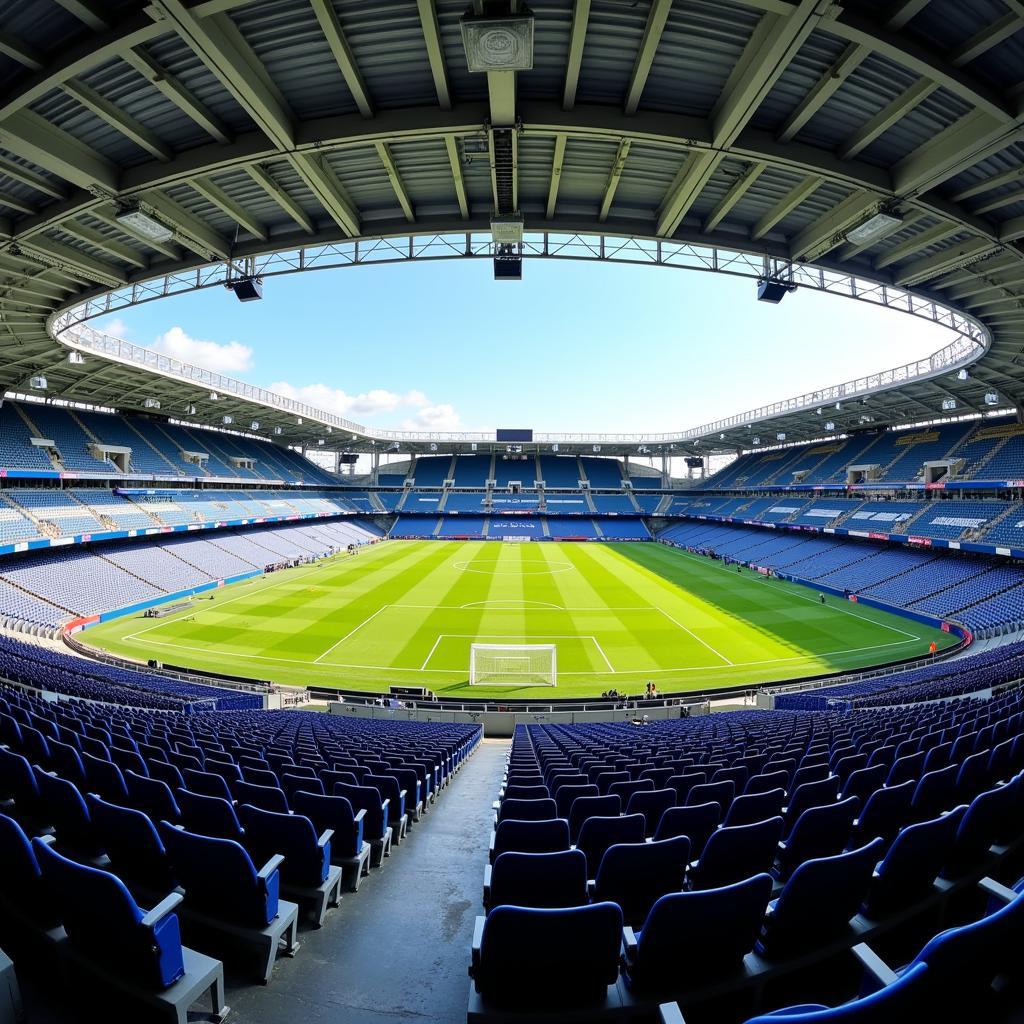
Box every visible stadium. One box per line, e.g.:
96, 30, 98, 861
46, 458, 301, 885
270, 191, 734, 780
0, 0, 1024, 1021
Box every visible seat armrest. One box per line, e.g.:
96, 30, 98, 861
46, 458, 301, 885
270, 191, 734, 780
470, 916, 486, 972
399, 788, 407, 801
852, 942, 897, 988
658, 1001, 687, 1024
318, 828, 335, 850
978, 876, 1018, 905
587, 879, 596, 897
622, 926, 638, 960
257, 854, 286, 882
140, 892, 184, 928
380, 798, 390, 816
353, 808, 367, 824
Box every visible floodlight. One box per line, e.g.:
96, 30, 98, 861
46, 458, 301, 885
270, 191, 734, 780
815, 408, 822, 415
68, 351, 85, 365
491, 216, 524, 245
551, 443, 559, 452
984, 392, 1000, 406
184, 404, 196, 415
228, 277, 263, 302
222, 415, 233, 424
250, 420, 260, 430
593, 444, 601, 452
846, 210, 902, 245
776, 432, 786, 441
956, 369, 970, 380
273, 426, 283, 435
941, 398, 957, 411
825, 421, 835, 431
209, 392, 219, 401
719, 432, 725, 440
317, 438, 325, 446
29, 375, 47, 391
471, 442, 477, 451
143, 397, 160, 409
752, 436, 761, 445
296, 417, 303, 425
115, 206, 173, 242
429, 443, 438, 451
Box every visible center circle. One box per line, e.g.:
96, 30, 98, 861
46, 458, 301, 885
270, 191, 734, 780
453, 559, 574, 575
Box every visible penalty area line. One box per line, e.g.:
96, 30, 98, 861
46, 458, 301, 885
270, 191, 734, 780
655, 607, 734, 666
314, 605, 390, 664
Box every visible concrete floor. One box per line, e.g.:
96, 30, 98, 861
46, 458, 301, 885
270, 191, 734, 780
224, 737, 508, 1024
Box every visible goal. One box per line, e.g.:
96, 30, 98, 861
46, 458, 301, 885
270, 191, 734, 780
469, 643, 557, 687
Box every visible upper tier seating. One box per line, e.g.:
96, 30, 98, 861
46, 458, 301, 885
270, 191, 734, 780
451, 456, 492, 487
493, 459, 536, 487
0, 405, 55, 471
411, 457, 452, 487
541, 457, 583, 488
580, 458, 624, 488
20, 406, 112, 473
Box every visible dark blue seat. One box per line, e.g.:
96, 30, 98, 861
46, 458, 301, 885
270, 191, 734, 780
863, 807, 965, 916
738, 962, 930, 1023
242, 766, 279, 789
840, 764, 887, 804
723, 788, 785, 828
232, 780, 289, 813
744, 770, 789, 796
181, 768, 233, 802
849, 780, 914, 848
147, 759, 185, 791
290, 790, 370, 887
0, 812, 58, 928
885, 752, 924, 788
333, 782, 392, 865
592, 835, 690, 927
365, 773, 407, 839
668, 771, 707, 805
689, 815, 784, 890
575, 813, 645, 875
484, 849, 588, 911
777, 797, 858, 881
281, 773, 325, 802
554, 783, 598, 819
783, 777, 839, 831
622, 873, 773, 991
757, 840, 885, 957
626, 788, 676, 839
496, 797, 557, 825
87, 793, 177, 895
653, 802, 721, 858
942, 780, 1017, 877
470, 903, 622, 1008
0, 745, 42, 819
910, 764, 959, 822
503, 784, 548, 803
595, 770, 630, 796
568, 794, 620, 844
125, 770, 181, 823
687, 780, 735, 813
489, 816, 570, 864
48, 739, 88, 786
32, 766, 100, 856
158, 822, 281, 929
955, 749, 991, 802
608, 779, 654, 806
177, 788, 244, 841
34, 836, 185, 989
109, 745, 148, 779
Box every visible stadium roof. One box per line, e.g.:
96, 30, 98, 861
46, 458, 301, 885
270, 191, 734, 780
0, 0, 1022, 457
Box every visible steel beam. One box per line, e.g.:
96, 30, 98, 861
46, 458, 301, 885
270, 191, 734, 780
375, 142, 415, 222
444, 135, 469, 219
309, 0, 374, 119
287, 152, 359, 236
624, 0, 672, 115
752, 175, 823, 240
141, 189, 232, 259
874, 221, 958, 268
896, 237, 999, 286
60, 221, 148, 267
416, 0, 451, 111
838, 78, 938, 160
246, 164, 313, 233
599, 139, 631, 221
789, 190, 880, 260
62, 80, 173, 162
777, 43, 869, 143
191, 175, 268, 239
0, 31, 44, 71
563, 0, 591, 111
703, 161, 766, 232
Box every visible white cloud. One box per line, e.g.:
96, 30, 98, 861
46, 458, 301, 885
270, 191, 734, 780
268, 379, 463, 429
94, 316, 130, 339
151, 326, 254, 374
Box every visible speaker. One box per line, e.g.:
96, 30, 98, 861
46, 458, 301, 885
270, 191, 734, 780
494, 257, 522, 281
229, 276, 263, 301
757, 279, 789, 303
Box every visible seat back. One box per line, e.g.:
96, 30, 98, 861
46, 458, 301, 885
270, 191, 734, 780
687, 780, 735, 813
0, 812, 55, 925
691, 815, 784, 890
593, 835, 690, 927
668, 771, 707, 805
724, 788, 785, 828
503, 784, 548, 803
291, 791, 363, 859
182, 768, 233, 801
333, 782, 387, 839
491, 817, 570, 863
474, 903, 623, 1005
576, 813, 645, 874
488, 849, 588, 910
852, 780, 914, 846
233, 780, 289, 813
626, 788, 676, 838
87, 793, 176, 893
653, 802, 721, 858
785, 777, 839, 828
554, 783, 598, 819
911, 764, 959, 821
239, 804, 328, 886
632, 874, 773, 985
177, 787, 244, 840
32, 767, 96, 854
568, 794, 620, 844
779, 796, 858, 878
841, 764, 887, 804
496, 797, 557, 825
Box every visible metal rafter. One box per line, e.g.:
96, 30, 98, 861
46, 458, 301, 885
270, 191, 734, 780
562, 0, 590, 111
246, 165, 313, 234
703, 161, 766, 232
444, 135, 469, 220
624, 0, 672, 116
309, 0, 374, 119
375, 142, 415, 222
416, 0, 451, 111
598, 139, 630, 222
191, 176, 268, 239
777, 43, 869, 143
62, 80, 173, 163
546, 133, 566, 219
751, 174, 823, 240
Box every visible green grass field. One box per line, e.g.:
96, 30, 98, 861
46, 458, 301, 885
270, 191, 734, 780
81, 540, 958, 698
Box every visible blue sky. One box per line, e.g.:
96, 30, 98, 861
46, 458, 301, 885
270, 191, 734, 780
96, 258, 953, 439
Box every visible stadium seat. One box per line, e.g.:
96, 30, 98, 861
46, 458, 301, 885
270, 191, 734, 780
176, 789, 244, 841
591, 835, 690, 927
555, 783, 599, 819
688, 816, 784, 890
723, 788, 785, 828
568, 794, 620, 844
0, 812, 59, 931
626, 788, 676, 839
575, 813, 645, 875
849, 781, 914, 848
125, 771, 181, 823
776, 797, 858, 881
157, 822, 300, 984
470, 903, 623, 1011
483, 850, 588, 912
496, 797, 557, 826
333, 782, 393, 867
621, 874, 773, 992
489, 817, 571, 865
289, 790, 372, 889
238, 804, 342, 927
653, 802, 722, 858
232, 781, 289, 813
31, 767, 100, 857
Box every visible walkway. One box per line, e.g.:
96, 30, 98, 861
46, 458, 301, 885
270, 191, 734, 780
229, 737, 509, 1024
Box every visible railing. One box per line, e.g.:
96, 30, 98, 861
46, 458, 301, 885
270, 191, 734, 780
49, 232, 989, 448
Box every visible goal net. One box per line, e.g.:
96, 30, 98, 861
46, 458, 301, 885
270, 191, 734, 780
469, 643, 557, 686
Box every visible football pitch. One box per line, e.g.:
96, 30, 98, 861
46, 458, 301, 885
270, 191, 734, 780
82, 540, 958, 698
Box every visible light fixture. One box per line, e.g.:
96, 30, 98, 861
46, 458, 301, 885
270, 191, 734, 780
250, 420, 260, 430
317, 438, 325, 446
429, 442, 438, 451
491, 215, 524, 245
68, 351, 85, 365
593, 444, 601, 452
227, 277, 263, 302
143, 397, 160, 409
296, 417, 303, 425
825, 421, 835, 431
956, 369, 970, 381
719, 432, 726, 440
752, 436, 761, 445
29, 375, 47, 391
185, 404, 196, 415
835, 402, 842, 411
846, 210, 902, 246
222, 415, 233, 424
115, 206, 173, 242
859, 415, 873, 423
815, 408, 822, 415
551, 443, 559, 452
984, 392, 1000, 406
941, 398, 957, 411
776, 432, 786, 441
273, 426, 283, 435
470, 442, 478, 451
209, 392, 219, 401
461, 13, 535, 72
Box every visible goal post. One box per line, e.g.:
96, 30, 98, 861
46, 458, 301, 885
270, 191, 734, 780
469, 643, 557, 687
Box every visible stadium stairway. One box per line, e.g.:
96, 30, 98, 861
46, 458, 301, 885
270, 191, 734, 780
219, 739, 510, 1024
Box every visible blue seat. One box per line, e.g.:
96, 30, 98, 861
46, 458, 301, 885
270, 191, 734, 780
576, 813, 645, 875
238, 804, 341, 927
34, 836, 185, 989
48, 739, 87, 786
32, 766, 100, 856
668, 771, 707, 805
0, 812, 58, 929
863, 808, 965, 916
490, 817, 570, 864
955, 749, 991, 802
910, 764, 959, 822
554, 783, 598, 819
942, 780, 1017, 877
592, 835, 690, 927
757, 840, 885, 957
738, 962, 930, 1023
840, 764, 887, 804
496, 797, 557, 825
783, 777, 838, 831
622, 873, 773, 991
723, 788, 785, 828
653, 802, 721, 858
83, 752, 129, 804
232, 780, 289, 813
87, 793, 177, 896
744, 770, 790, 796
484, 849, 588, 911
470, 903, 622, 1009
687, 780, 735, 813
885, 752, 924, 788
147, 759, 185, 792
503, 784, 549, 803
290, 790, 371, 889
776, 797, 858, 881
689, 816, 784, 890
177, 788, 244, 841
181, 768, 233, 802
849, 780, 914, 848
365, 773, 408, 840
333, 782, 392, 866
626, 788, 676, 839
609, 779, 654, 806
0, 745, 42, 819
568, 794, 621, 844
125, 770, 181, 823
281, 773, 325, 802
